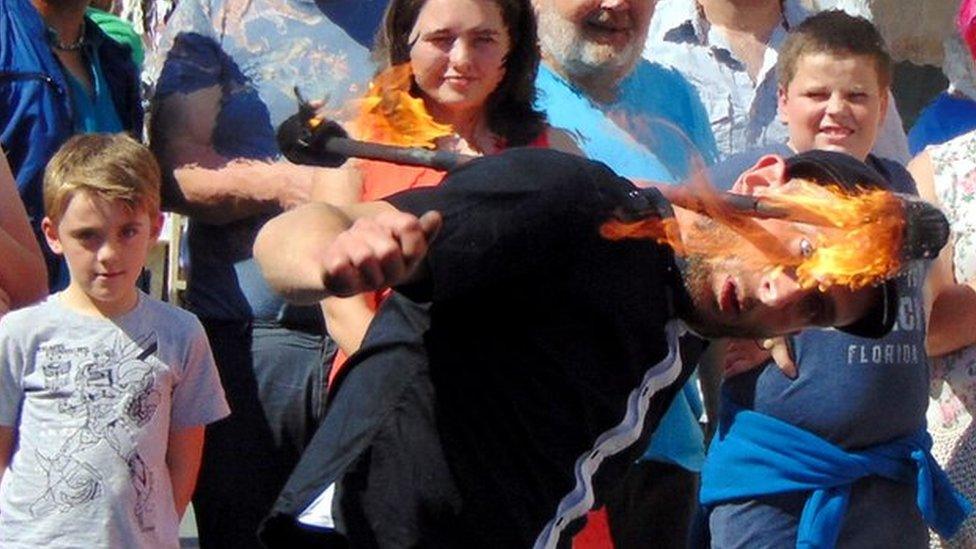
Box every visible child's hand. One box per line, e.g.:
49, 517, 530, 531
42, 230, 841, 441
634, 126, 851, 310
723, 337, 796, 379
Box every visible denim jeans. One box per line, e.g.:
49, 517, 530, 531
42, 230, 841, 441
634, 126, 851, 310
193, 319, 334, 548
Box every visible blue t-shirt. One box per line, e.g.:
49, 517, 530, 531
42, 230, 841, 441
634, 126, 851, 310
706, 145, 931, 547
535, 62, 718, 472
536, 62, 718, 181
908, 92, 976, 156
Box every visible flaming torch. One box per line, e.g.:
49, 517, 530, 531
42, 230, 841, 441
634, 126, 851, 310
276, 72, 948, 293
278, 65, 475, 171
603, 178, 947, 291
276, 87, 476, 171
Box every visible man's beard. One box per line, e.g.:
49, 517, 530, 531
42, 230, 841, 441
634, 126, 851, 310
679, 254, 742, 339
536, 5, 643, 91
676, 219, 764, 340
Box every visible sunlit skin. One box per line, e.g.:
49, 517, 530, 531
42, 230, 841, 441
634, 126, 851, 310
547, 0, 653, 52
408, 0, 511, 125
778, 53, 888, 162
42, 192, 162, 317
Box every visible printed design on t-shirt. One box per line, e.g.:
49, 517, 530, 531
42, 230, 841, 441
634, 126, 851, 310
845, 266, 925, 366
30, 331, 162, 532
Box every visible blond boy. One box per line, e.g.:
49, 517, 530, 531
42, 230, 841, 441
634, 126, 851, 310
0, 134, 229, 548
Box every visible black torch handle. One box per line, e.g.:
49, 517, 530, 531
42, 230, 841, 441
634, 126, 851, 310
655, 186, 948, 260
322, 136, 477, 171
655, 186, 814, 223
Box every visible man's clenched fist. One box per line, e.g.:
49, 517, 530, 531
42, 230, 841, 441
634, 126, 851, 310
321, 210, 442, 297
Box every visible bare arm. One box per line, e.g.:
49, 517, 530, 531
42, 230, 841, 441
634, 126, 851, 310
166, 426, 204, 518
0, 151, 46, 311
254, 201, 440, 304
0, 288, 10, 318
311, 162, 378, 355
323, 295, 375, 355
927, 278, 976, 357
152, 86, 329, 224
0, 426, 15, 483
909, 152, 976, 356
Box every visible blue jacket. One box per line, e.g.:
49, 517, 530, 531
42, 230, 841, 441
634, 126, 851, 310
0, 0, 142, 287
701, 403, 971, 548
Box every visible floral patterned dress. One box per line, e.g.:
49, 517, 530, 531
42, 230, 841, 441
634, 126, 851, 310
926, 129, 976, 548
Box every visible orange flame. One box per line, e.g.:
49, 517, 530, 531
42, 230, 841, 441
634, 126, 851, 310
763, 180, 905, 290
602, 179, 906, 291
602, 216, 687, 255
349, 64, 454, 148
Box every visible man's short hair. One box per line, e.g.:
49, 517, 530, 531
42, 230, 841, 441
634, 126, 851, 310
43, 133, 161, 223
778, 10, 893, 89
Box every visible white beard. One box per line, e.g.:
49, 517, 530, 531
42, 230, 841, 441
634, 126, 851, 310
536, 4, 644, 94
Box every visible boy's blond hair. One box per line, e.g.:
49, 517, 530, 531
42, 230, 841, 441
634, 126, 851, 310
43, 133, 161, 223
778, 10, 893, 90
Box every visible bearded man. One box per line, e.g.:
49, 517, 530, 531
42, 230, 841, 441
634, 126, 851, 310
534, 0, 717, 179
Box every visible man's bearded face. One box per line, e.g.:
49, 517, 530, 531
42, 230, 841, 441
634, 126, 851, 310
536, 0, 654, 86
677, 207, 876, 340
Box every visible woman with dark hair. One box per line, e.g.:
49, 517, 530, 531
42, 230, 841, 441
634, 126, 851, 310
320, 0, 578, 380
371, 0, 554, 149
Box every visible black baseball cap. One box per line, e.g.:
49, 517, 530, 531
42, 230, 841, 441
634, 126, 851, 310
783, 150, 898, 339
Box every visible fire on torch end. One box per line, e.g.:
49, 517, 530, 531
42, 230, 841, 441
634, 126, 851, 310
657, 187, 947, 262
276, 90, 476, 171
649, 174, 948, 263
276, 99, 948, 264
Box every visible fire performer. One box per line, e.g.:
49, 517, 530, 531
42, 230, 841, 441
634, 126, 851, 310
255, 147, 960, 548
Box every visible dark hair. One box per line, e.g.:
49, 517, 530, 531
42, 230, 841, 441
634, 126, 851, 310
372, 0, 547, 146
778, 10, 893, 89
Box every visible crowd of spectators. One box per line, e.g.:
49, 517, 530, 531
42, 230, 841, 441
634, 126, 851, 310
1, 0, 976, 547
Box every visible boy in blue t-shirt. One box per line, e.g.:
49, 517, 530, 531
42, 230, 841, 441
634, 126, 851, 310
0, 134, 229, 548
701, 11, 969, 548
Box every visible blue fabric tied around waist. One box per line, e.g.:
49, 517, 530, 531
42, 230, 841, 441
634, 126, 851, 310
700, 403, 972, 548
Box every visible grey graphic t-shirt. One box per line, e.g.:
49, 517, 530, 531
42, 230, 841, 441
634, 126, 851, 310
0, 293, 230, 548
